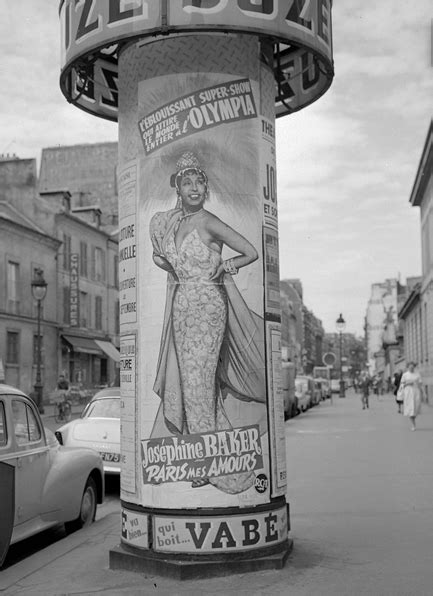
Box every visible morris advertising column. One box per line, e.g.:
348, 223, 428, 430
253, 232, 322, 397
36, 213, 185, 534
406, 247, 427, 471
59, 1, 333, 578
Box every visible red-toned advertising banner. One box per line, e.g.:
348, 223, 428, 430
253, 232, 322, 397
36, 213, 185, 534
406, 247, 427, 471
59, 0, 333, 120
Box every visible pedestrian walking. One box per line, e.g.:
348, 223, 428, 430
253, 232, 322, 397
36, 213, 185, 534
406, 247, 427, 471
393, 369, 403, 413
359, 371, 370, 409
400, 362, 423, 431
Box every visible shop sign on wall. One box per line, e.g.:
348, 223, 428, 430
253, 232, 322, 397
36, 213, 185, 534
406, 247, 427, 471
69, 253, 79, 327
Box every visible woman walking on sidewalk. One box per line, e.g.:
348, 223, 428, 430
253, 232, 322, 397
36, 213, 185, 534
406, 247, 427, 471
400, 362, 423, 430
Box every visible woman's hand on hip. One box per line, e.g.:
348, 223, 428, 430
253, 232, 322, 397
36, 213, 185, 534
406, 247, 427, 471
209, 264, 224, 281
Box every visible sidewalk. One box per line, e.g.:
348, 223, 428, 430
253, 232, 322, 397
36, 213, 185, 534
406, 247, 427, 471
2, 390, 433, 595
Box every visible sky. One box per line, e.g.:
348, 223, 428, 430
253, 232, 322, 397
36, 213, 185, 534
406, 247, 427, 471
0, 1, 431, 336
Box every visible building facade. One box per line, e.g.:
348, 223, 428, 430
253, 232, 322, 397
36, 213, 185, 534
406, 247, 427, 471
409, 120, 433, 399
0, 154, 120, 401
39, 143, 118, 228
399, 282, 422, 371
280, 279, 303, 370
365, 278, 403, 374
0, 199, 60, 393
280, 279, 324, 375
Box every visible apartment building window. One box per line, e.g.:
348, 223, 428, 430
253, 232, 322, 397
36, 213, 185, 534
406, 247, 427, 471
32, 333, 44, 365
63, 234, 71, 270
113, 255, 119, 288
91, 246, 106, 282
63, 286, 70, 324
80, 291, 89, 327
95, 296, 103, 330
6, 331, 19, 364
80, 241, 88, 277
7, 261, 21, 314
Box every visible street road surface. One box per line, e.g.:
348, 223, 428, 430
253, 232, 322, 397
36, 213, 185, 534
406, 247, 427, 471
3, 390, 433, 596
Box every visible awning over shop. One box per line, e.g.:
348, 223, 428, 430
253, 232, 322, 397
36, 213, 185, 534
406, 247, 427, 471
94, 340, 120, 363
62, 335, 103, 355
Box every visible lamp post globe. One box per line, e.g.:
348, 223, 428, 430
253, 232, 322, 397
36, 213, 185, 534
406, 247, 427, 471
335, 313, 346, 398
31, 268, 47, 413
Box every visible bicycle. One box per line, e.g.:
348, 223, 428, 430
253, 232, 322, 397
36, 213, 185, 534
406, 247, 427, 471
54, 396, 72, 423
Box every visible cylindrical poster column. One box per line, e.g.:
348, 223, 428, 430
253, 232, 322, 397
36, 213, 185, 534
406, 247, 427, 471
59, 0, 334, 578
116, 34, 289, 570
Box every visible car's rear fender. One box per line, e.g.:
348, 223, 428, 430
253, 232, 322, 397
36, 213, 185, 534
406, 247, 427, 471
40, 447, 104, 522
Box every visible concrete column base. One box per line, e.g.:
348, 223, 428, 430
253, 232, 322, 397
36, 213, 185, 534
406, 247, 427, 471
109, 538, 293, 580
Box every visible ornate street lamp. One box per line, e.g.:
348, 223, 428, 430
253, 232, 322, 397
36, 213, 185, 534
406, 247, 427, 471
31, 268, 47, 413
336, 313, 346, 398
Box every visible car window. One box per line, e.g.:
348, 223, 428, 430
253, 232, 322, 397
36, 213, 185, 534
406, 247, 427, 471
84, 398, 120, 419
0, 401, 7, 446
12, 399, 42, 445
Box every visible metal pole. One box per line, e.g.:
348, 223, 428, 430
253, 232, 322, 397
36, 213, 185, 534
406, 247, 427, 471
339, 330, 345, 397
34, 299, 44, 413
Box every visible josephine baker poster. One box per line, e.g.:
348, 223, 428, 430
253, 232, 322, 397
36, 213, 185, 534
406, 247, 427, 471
129, 71, 273, 509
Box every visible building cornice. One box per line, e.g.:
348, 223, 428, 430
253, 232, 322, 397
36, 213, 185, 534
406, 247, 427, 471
409, 119, 433, 207
398, 283, 421, 319
0, 214, 61, 250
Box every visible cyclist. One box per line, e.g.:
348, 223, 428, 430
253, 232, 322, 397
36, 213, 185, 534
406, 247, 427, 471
57, 374, 69, 392
56, 374, 71, 420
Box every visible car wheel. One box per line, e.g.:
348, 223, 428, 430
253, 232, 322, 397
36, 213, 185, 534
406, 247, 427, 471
65, 476, 97, 533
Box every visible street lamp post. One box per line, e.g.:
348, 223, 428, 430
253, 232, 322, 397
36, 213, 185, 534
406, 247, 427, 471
31, 268, 47, 414
336, 313, 346, 398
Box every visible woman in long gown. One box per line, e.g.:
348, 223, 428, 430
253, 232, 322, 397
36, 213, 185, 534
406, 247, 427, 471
401, 362, 423, 430
149, 152, 265, 494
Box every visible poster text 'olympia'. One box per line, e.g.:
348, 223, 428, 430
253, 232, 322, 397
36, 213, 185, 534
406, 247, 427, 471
138, 78, 257, 155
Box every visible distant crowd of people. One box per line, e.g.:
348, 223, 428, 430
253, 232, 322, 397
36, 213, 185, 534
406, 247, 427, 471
353, 363, 424, 431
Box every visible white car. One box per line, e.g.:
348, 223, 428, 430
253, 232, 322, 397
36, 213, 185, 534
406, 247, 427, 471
55, 387, 120, 475
295, 376, 313, 412
0, 384, 104, 566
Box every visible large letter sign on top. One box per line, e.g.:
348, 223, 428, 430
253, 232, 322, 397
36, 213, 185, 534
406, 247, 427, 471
238, 0, 277, 18
60, 0, 333, 121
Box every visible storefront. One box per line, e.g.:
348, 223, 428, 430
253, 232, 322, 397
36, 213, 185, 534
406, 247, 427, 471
61, 334, 119, 387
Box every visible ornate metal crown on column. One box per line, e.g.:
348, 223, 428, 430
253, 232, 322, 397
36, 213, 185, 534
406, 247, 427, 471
59, 0, 334, 122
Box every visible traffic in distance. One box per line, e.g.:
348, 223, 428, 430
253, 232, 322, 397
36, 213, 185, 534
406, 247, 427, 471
282, 363, 346, 420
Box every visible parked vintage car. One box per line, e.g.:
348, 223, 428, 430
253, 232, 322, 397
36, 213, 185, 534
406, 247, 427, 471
310, 379, 323, 406
295, 375, 314, 412
56, 387, 120, 475
0, 384, 104, 566
281, 361, 297, 419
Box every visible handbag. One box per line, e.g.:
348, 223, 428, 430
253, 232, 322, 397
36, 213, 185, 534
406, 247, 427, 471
396, 384, 404, 402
